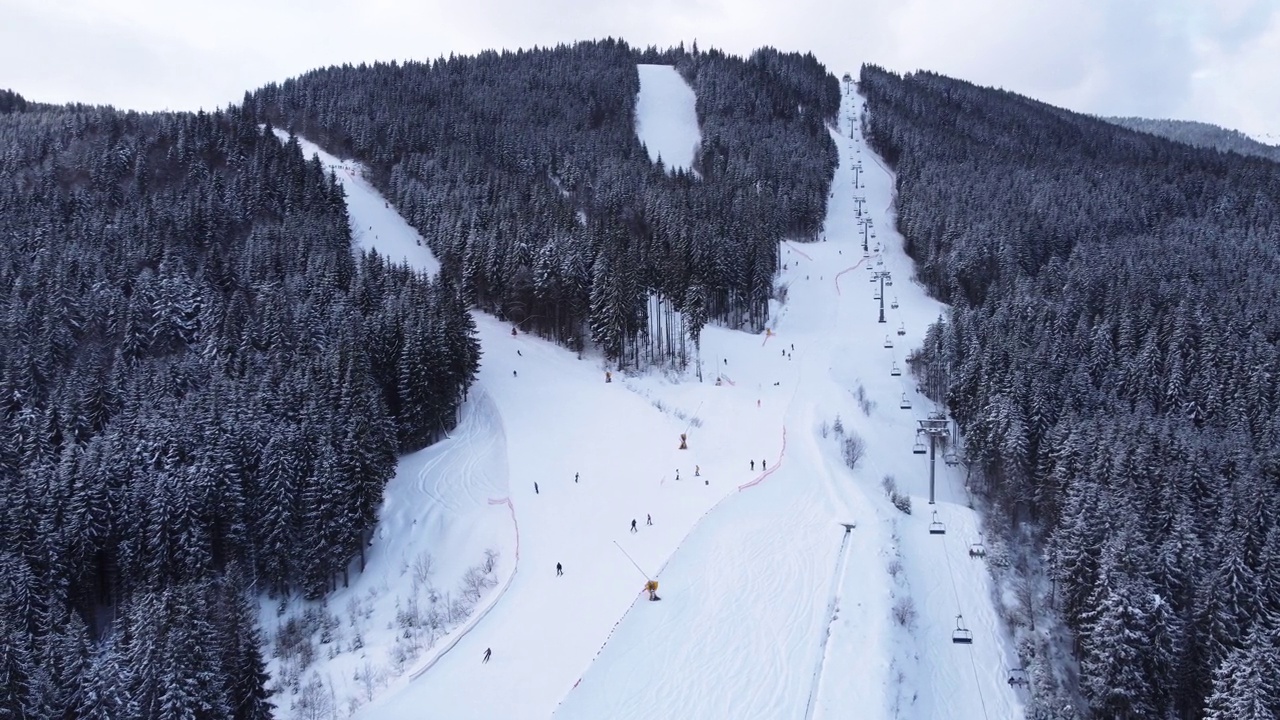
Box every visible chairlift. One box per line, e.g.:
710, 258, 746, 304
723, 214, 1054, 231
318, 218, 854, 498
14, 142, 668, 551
874, 290, 882, 300
884, 335, 893, 348
912, 437, 927, 455
1008, 668, 1029, 688
890, 361, 902, 377
876, 258, 884, 267
886, 277, 893, 286
969, 536, 987, 559
891, 297, 899, 309
929, 511, 946, 535
952, 614, 974, 644
897, 322, 906, 336
900, 393, 912, 410
943, 449, 959, 466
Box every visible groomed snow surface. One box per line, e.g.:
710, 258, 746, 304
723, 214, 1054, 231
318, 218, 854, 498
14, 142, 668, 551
635, 64, 701, 173
266, 68, 1026, 720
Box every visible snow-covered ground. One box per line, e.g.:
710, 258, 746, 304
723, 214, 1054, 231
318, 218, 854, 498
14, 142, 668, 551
273, 130, 440, 275
635, 64, 701, 173
266, 69, 1026, 720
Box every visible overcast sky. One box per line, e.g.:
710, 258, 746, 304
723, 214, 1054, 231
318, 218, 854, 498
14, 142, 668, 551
2, 0, 1277, 141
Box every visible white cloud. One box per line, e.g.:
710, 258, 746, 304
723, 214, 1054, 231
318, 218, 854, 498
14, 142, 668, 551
0, 0, 1275, 139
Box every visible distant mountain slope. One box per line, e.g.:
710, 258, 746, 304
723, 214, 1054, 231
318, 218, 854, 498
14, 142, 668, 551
1104, 115, 1280, 162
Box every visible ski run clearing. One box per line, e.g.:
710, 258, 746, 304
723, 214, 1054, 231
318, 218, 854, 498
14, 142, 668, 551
264, 65, 1026, 720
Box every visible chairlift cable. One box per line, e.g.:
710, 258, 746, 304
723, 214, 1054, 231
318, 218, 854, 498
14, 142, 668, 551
939, 517, 991, 720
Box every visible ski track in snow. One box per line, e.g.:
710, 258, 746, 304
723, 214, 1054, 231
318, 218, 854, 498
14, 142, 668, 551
270, 73, 1025, 720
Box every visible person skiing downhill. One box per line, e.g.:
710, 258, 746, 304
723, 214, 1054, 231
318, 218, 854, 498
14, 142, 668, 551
574, 472, 579, 483
534, 482, 539, 494
762, 459, 767, 470
556, 562, 563, 576
750, 460, 755, 471
483, 648, 491, 663
647, 514, 653, 526
631, 519, 638, 533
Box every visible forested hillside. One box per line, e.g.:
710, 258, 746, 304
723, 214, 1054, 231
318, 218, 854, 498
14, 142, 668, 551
0, 94, 478, 717
861, 66, 1280, 719
247, 40, 838, 368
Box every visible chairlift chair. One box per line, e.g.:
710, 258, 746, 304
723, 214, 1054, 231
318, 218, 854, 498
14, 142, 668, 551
912, 437, 927, 455
891, 297, 899, 309
952, 615, 974, 644
929, 511, 946, 535
897, 322, 906, 336
874, 290, 882, 301
969, 537, 987, 558
884, 335, 893, 348
891, 361, 902, 377
943, 449, 959, 466
886, 277, 893, 286
900, 393, 912, 409
1008, 668, 1029, 688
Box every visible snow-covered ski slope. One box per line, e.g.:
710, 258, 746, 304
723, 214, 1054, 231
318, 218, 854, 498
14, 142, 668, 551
635, 64, 700, 172
275, 130, 440, 275
277, 68, 1024, 720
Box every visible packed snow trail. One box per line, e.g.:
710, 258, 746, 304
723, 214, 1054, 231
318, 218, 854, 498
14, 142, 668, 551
635, 65, 700, 173
554, 86, 1025, 720
269, 68, 1024, 720
271, 131, 440, 275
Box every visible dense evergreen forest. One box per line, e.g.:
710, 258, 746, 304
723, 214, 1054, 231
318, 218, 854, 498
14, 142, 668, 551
861, 66, 1280, 719
248, 39, 839, 369
0, 92, 478, 717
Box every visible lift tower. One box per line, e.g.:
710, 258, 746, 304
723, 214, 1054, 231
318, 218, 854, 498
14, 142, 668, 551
917, 414, 951, 504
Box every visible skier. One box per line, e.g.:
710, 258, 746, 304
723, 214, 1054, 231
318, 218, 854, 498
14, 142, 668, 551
574, 472, 579, 483
695, 465, 700, 476
534, 482, 539, 494
762, 459, 767, 470
556, 562, 563, 576
513, 370, 518, 377
647, 514, 653, 526
631, 519, 638, 533
751, 460, 755, 471
675, 469, 680, 481
482, 648, 491, 663
517, 350, 522, 356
